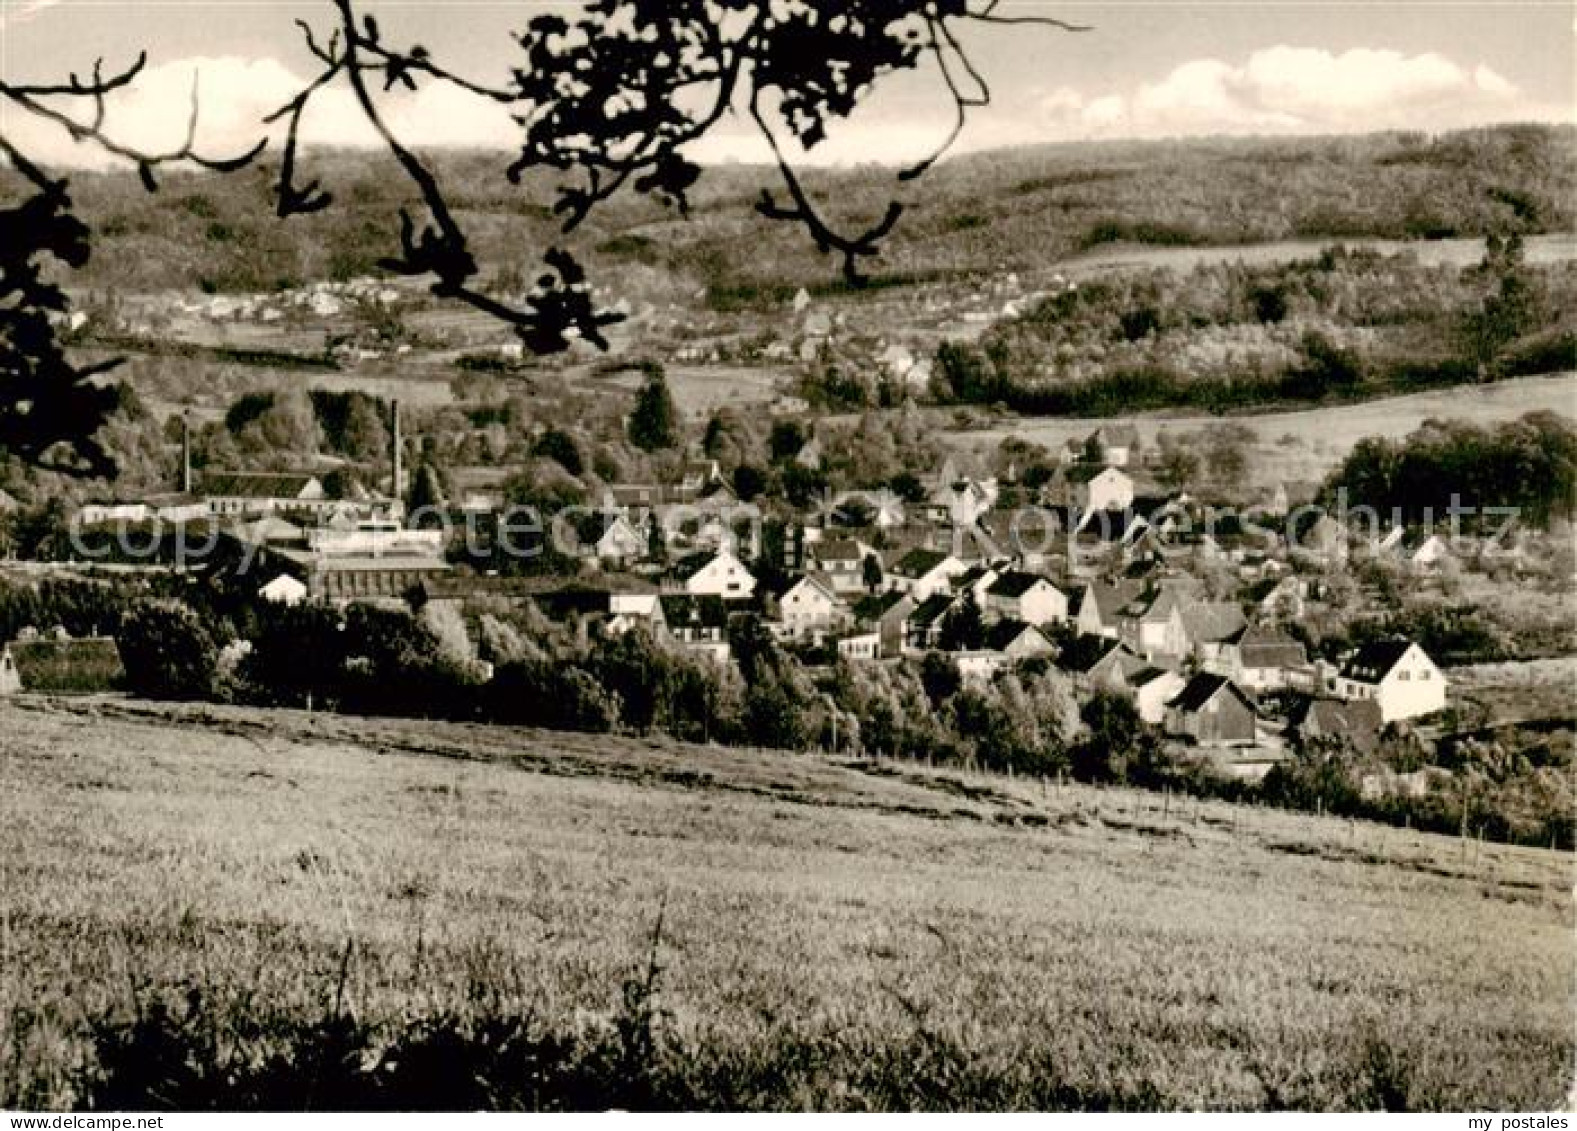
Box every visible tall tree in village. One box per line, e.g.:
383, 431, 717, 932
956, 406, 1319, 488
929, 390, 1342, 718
628, 365, 681, 453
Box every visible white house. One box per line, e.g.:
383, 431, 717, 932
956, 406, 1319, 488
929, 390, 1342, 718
887, 548, 967, 603
1062, 424, 1140, 468
1066, 465, 1134, 514
1129, 666, 1188, 725
1334, 640, 1447, 723
567, 512, 646, 565
778, 574, 846, 640
983, 571, 1067, 626
673, 549, 756, 600
836, 631, 882, 662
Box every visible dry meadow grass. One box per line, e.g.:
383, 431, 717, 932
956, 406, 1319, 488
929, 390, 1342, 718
1, 696, 1571, 1111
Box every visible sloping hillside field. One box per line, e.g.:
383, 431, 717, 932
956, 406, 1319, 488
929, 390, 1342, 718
1, 697, 1570, 1110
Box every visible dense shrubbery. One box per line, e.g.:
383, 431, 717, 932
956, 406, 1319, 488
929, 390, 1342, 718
934, 242, 1576, 416
1324, 411, 1577, 531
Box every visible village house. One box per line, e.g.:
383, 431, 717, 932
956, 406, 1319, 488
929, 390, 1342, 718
607, 592, 666, 635
1055, 465, 1135, 514
1287, 697, 1385, 755
903, 592, 957, 654
678, 458, 725, 496
567, 511, 646, 567
1128, 666, 1189, 725
1333, 639, 1447, 723
925, 477, 996, 527
671, 548, 756, 600
1059, 635, 1147, 692
852, 590, 913, 659
1071, 580, 1143, 638
835, 630, 881, 662
1117, 587, 1190, 663
809, 537, 878, 594
887, 548, 967, 602
1164, 673, 1258, 747
1247, 574, 1310, 620
1061, 423, 1140, 468
657, 594, 732, 663
1215, 625, 1311, 691
1180, 601, 1249, 667
981, 618, 1053, 661
775, 573, 847, 641
952, 563, 1001, 604
983, 571, 1067, 626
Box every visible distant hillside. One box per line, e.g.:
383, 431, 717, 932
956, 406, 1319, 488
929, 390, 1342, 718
11, 124, 1574, 308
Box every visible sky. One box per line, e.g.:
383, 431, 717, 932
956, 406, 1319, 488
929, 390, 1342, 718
0, 0, 1572, 170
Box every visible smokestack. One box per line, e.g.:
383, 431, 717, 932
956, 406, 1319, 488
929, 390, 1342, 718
180, 411, 192, 495
391, 399, 403, 500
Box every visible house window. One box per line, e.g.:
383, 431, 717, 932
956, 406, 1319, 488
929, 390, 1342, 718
1398, 671, 1410, 681
1419, 669, 1431, 680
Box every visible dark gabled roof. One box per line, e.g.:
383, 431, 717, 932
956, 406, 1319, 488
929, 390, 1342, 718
814, 538, 866, 563
1077, 580, 1143, 622
1339, 639, 1417, 683
907, 592, 957, 628
1167, 672, 1254, 715
568, 510, 629, 547
1075, 509, 1146, 544
1066, 463, 1127, 485
657, 593, 731, 628
671, 549, 737, 582
983, 618, 1045, 653
852, 589, 911, 623
201, 471, 321, 499
891, 547, 951, 578
1057, 633, 1137, 675
987, 570, 1050, 600
1127, 665, 1177, 690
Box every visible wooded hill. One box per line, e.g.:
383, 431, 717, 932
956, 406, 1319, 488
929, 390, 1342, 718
13, 124, 1575, 307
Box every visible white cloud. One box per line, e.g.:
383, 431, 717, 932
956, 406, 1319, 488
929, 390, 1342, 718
1037, 45, 1564, 140
4, 53, 520, 169
0, 0, 65, 31
5, 43, 1567, 173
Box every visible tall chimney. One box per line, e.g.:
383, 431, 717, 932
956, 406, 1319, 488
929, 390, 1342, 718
391, 399, 403, 500
180, 411, 192, 495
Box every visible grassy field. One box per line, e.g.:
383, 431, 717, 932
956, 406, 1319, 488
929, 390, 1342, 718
955, 372, 1577, 483
1, 696, 1570, 1111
